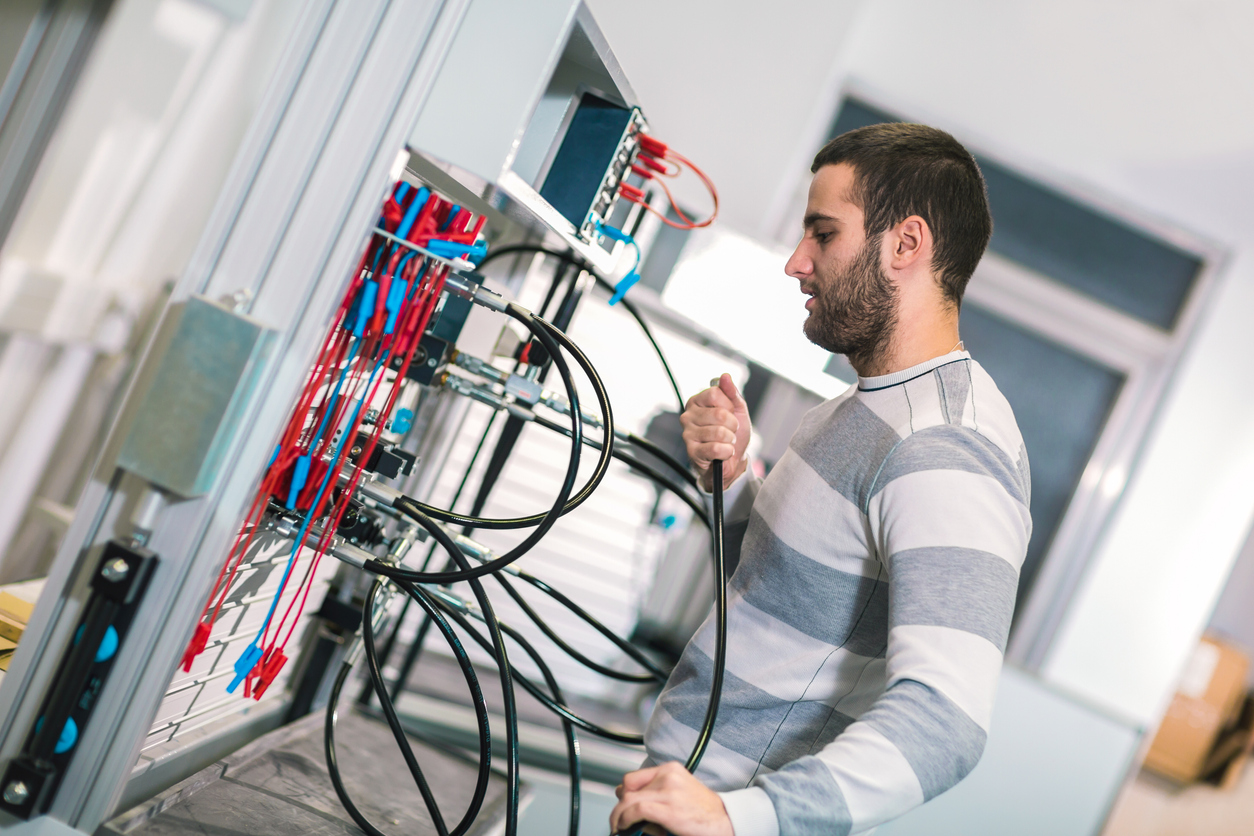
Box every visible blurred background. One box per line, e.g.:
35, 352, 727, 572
1, 1, 1252, 834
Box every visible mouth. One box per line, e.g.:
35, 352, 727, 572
801, 286, 817, 311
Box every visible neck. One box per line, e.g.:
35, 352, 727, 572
850, 301, 961, 378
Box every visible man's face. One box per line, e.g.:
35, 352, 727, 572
785, 163, 898, 366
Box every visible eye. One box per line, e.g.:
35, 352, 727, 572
814, 231, 834, 244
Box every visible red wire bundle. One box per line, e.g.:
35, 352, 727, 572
620, 134, 719, 230
179, 180, 480, 700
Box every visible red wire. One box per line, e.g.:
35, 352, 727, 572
623, 147, 719, 230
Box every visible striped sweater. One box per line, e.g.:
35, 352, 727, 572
644, 351, 1031, 836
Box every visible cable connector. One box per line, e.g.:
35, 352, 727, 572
617, 183, 646, 203
227, 641, 263, 693
638, 134, 668, 158
593, 220, 642, 307
444, 273, 509, 313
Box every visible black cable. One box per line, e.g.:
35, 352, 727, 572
391, 308, 614, 535
491, 572, 664, 685
531, 413, 709, 529
616, 431, 696, 489
478, 244, 685, 413
610, 461, 727, 836
362, 583, 447, 836
391, 509, 524, 836
325, 579, 493, 836
493, 617, 581, 836
513, 570, 670, 680
432, 599, 645, 746
684, 458, 725, 771
386, 309, 586, 543
374, 312, 615, 584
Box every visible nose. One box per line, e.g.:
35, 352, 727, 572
785, 240, 812, 281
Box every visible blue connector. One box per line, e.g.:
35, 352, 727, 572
392, 408, 414, 434
608, 272, 640, 306
384, 276, 407, 334
594, 221, 643, 305
286, 454, 311, 509
425, 239, 487, 263
227, 641, 264, 693
353, 280, 378, 337
396, 187, 429, 240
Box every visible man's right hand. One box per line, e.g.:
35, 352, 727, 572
680, 373, 750, 492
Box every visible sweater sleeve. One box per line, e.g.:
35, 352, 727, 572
734, 426, 1031, 836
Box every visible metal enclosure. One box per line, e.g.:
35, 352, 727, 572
116, 297, 276, 499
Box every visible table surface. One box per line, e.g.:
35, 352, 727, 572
102, 709, 513, 836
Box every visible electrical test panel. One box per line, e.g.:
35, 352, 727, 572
0, 2, 724, 835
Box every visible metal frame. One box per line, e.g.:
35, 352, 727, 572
0, 0, 473, 829
762, 77, 1227, 671
0, 0, 115, 253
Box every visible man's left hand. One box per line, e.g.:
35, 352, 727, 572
610, 762, 733, 836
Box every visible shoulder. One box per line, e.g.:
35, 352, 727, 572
868, 359, 1028, 503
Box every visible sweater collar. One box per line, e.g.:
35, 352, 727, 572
856, 350, 970, 392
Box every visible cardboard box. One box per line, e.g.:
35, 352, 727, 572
1144, 635, 1250, 783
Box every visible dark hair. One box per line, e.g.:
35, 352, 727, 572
812, 122, 992, 307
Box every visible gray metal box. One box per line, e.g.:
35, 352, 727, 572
117, 296, 275, 497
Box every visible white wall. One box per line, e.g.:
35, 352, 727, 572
593, 0, 1254, 732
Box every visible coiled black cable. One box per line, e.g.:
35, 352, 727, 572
329, 262, 729, 836
531, 413, 709, 529
491, 572, 665, 685
433, 600, 645, 746
326, 579, 492, 836
397, 306, 611, 533
384, 506, 524, 836
369, 307, 601, 585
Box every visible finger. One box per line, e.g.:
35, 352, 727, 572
719, 372, 747, 410
686, 385, 733, 412
620, 765, 662, 793
683, 423, 737, 446
615, 783, 624, 800
688, 443, 738, 468
611, 797, 665, 835
680, 411, 739, 438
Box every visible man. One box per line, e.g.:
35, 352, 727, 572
610, 123, 1031, 836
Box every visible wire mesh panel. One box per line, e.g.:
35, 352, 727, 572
134, 533, 338, 767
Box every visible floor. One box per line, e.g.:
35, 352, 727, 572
1104, 758, 1254, 836
517, 766, 618, 836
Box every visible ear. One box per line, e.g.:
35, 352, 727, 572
887, 216, 931, 271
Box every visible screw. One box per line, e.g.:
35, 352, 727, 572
427, 357, 438, 367
4, 781, 29, 805
101, 558, 130, 583
350, 445, 362, 458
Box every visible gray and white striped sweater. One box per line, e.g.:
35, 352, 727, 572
644, 351, 1031, 836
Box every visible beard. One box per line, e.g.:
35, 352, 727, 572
802, 236, 899, 370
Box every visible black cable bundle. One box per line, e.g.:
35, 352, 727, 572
323, 275, 728, 836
